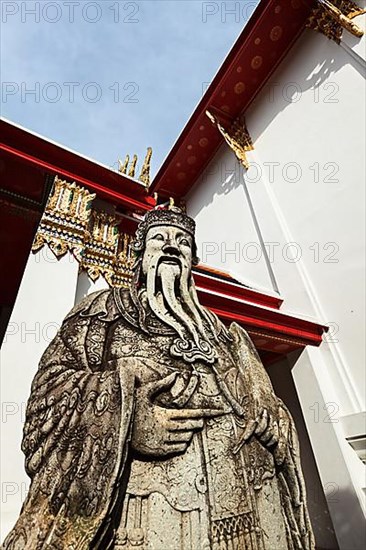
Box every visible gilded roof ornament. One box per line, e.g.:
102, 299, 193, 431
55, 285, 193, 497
139, 147, 153, 188
32, 175, 134, 288
32, 176, 96, 260
118, 148, 152, 186
307, 0, 365, 43
206, 110, 254, 170
118, 155, 130, 174
128, 154, 138, 178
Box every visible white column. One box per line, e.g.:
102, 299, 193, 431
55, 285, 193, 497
291, 347, 366, 550
0, 247, 79, 541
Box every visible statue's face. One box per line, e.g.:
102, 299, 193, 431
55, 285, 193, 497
138, 222, 217, 353
142, 225, 193, 277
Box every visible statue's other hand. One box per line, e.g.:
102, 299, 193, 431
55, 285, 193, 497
131, 373, 224, 457
253, 408, 279, 449
236, 408, 279, 453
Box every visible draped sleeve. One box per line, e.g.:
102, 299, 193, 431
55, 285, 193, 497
229, 322, 315, 550
3, 291, 136, 550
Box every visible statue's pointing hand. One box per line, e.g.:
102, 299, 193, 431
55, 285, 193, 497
131, 373, 225, 458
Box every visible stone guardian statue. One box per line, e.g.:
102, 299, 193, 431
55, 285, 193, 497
3, 207, 315, 550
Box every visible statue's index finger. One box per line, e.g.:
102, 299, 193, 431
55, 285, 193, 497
170, 408, 231, 420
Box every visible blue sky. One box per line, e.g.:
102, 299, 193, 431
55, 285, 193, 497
1, 0, 260, 176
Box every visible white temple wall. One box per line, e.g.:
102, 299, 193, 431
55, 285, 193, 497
188, 26, 366, 413
0, 248, 79, 540
245, 26, 366, 413
188, 146, 275, 292
186, 21, 366, 549
268, 354, 340, 550
292, 347, 366, 549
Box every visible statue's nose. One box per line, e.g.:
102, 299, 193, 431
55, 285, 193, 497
162, 244, 180, 256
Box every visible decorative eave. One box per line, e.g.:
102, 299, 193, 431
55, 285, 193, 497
0, 118, 155, 212
0, 121, 329, 359
193, 265, 328, 359
149, 0, 316, 199
197, 286, 326, 348
193, 265, 283, 309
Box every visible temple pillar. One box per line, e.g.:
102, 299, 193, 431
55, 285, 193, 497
291, 347, 366, 549
0, 248, 79, 539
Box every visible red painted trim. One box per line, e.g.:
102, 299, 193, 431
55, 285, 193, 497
213, 307, 323, 345
0, 126, 327, 350
196, 287, 326, 347
0, 143, 153, 212
193, 270, 283, 309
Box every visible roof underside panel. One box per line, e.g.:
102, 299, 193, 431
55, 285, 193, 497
150, 0, 315, 198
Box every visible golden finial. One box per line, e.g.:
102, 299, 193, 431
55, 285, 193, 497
128, 154, 138, 178
139, 147, 152, 187
118, 155, 129, 174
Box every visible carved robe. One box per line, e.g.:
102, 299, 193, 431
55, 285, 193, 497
3, 289, 314, 550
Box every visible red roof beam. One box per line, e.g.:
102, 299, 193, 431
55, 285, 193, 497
0, 143, 155, 212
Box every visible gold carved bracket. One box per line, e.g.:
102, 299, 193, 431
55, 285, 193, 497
206, 110, 254, 169
79, 210, 120, 283
307, 0, 365, 43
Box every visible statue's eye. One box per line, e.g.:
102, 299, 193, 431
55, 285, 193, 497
152, 233, 164, 241
179, 238, 190, 247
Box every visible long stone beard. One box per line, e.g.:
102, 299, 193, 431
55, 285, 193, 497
138, 257, 218, 364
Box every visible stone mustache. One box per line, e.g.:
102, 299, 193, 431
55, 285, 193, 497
3, 207, 315, 550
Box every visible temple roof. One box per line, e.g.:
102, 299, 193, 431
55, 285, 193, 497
150, 0, 316, 199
